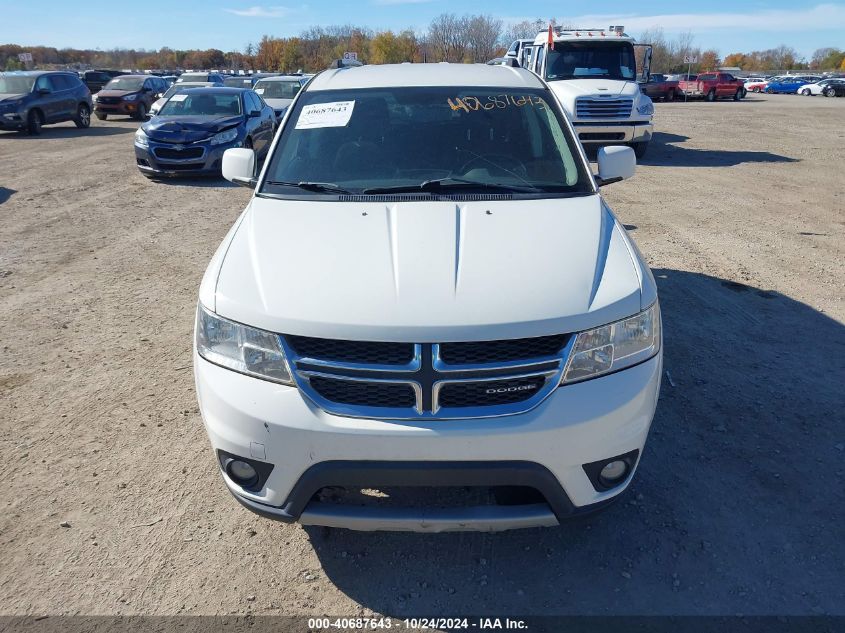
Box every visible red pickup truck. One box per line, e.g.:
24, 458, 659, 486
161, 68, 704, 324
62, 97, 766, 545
679, 72, 745, 101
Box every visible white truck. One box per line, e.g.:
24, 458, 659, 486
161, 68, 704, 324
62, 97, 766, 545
519, 26, 654, 158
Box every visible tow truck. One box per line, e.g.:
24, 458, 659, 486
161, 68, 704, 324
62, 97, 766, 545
518, 26, 654, 158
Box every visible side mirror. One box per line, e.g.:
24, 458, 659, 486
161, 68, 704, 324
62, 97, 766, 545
248, 109, 261, 118
37, 88, 50, 96
596, 146, 636, 186
222, 148, 256, 188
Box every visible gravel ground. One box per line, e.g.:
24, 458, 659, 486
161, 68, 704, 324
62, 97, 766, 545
0, 94, 843, 617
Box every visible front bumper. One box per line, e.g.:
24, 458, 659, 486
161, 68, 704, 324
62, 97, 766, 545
0, 112, 24, 130
95, 101, 142, 116
195, 350, 662, 531
135, 140, 237, 177
571, 120, 653, 144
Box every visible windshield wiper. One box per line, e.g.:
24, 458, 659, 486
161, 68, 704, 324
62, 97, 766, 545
363, 177, 543, 195
264, 180, 352, 194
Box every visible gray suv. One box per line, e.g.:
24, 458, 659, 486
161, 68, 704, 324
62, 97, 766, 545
0, 71, 93, 135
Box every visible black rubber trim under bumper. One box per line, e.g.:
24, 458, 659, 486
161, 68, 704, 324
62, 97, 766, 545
226, 460, 618, 525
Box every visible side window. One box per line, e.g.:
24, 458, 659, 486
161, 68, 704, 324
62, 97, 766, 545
248, 92, 261, 112
534, 45, 546, 75
35, 75, 55, 92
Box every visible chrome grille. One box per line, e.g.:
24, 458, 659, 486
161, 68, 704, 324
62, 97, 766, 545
575, 97, 633, 120
281, 334, 572, 420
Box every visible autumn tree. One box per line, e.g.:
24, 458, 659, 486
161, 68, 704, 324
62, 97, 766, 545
699, 49, 720, 71
465, 14, 503, 62
427, 13, 470, 62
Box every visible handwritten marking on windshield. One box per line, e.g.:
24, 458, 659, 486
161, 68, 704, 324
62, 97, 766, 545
447, 95, 547, 113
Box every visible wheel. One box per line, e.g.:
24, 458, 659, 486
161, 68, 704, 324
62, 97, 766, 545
801, 88, 811, 96
95, 112, 107, 120
630, 141, 648, 159
765, 87, 774, 94
664, 89, 675, 102
74, 103, 91, 128
824, 87, 836, 97
133, 103, 146, 121
26, 110, 43, 135
733, 89, 742, 101
706, 89, 716, 102
741, 88, 747, 98
752, 87, 761, 93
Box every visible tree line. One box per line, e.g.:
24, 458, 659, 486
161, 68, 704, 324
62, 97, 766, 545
3, 15, 843, 74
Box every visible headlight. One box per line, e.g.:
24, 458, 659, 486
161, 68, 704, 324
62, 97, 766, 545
123, 93, 138, 101
562, 303, 660, 384
134, 128, 149, 148
195, 304, 294, 385
210, 128, 239, 145
636, 99, 654, 116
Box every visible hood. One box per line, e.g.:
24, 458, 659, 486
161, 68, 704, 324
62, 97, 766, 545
96, 89, 139, 98
263, 97, 293, 111
0, 93, 26, 102
213, 195, 643, 341
548, 78, 640, 98
142, 115, 242, 142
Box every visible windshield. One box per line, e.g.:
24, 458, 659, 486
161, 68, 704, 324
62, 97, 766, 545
162, 84, 205, 99
224, 77, 252, 87
254, 80, 301, 100
261, 86, 591, 197
105, 76, 144, 91
0, 75, 35, 94
158, 92, 242, 117
178, 73, 209, 82
546, 41, 636, 81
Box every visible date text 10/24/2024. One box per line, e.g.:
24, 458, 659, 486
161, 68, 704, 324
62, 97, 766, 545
308, 617, 529, 630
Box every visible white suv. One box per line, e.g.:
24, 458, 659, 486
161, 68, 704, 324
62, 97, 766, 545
194, 63, 662, 532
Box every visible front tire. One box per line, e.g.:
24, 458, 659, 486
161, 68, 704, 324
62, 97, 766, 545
664, 89, 675, 102
706, 89, 716, 102
133, 103, 146, 121
801, 88, 811, 96
95, 112, 108, 120
26, 110, 43, 135
74, 103, 91, 128
824, 87, 836, 97
752, 87, 761, 93
733, 89, 742, 101
630, 141, 648, 159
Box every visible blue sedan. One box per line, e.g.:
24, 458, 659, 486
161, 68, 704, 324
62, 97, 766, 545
765, 78, 813, 94
134, 87, 275, 178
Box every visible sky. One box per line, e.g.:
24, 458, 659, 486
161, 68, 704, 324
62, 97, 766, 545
1, 0, 844, 59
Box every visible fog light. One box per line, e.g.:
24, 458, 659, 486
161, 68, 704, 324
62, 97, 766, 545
599, 460, 628, 484
227, 459, 258, 487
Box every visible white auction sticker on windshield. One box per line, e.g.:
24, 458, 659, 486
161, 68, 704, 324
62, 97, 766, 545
295, 101, 355, 129
254, 88, 264, 94
170, 94, 188, 102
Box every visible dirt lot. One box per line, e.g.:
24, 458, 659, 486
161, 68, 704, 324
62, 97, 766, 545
0, 94, 843, 617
